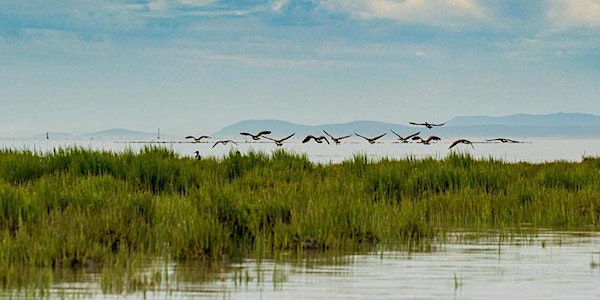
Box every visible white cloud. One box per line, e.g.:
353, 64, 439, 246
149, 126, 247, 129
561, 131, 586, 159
321, 0, 487, 27
548, 0, 600, 28
149, 0, 168, 11
272, 0, 289, 11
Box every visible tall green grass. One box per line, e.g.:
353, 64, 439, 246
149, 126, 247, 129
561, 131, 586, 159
1, 147, 600, 290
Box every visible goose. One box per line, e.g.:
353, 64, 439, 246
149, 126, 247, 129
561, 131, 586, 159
240, 130, 272, 140
354, 133, 386, 144
212, 140, 238, 148
185, 135, 211, 142
486, 138, 520, 143
263, 133, 295, 146
409, 121, 445, 129
194, 150, 202, 160
323, 130, 351, 145
302, 134, 330, 144
412, 135, 441, 145
449, 139, 474, 149
390, 130, 420, 143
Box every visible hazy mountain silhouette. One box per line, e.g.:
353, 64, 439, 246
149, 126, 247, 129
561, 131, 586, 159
26, 112, 600, 140
447, 112, 600, 127
214, 119, 415, 139
214, 113, 600, 138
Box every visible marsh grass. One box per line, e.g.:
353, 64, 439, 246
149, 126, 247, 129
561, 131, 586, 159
1, 147, 600, 292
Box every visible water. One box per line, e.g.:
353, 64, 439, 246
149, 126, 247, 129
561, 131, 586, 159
3, 137, 600, 163
6, 231, 600, 299
3, 139, 600, 298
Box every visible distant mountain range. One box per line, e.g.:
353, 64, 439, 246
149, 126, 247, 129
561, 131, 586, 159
214, 113, 600, 138
24, 113, 600, 140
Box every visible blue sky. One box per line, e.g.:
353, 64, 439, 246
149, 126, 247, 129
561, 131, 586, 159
1, 0, 600, 137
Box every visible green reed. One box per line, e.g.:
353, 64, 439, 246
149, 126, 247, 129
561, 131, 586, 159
1, 147, 600, 291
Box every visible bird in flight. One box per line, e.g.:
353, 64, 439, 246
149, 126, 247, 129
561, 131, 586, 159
486, 138, 520, 143
212, 140, 238, 148
263, 133, 295, 146
240, 130, 272, 140
322, 130, 351, 145
302, 134, 330, 144
390, 130, 420, 143
185, 135, 211, 142
409, 121, 445, 129
354, 133, 386, 144
449, 139, 475, 149
412, 135, 441, 145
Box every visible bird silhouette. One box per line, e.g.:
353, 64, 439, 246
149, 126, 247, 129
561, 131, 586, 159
240, 130, 272, 140
302, 135, 330, 144
194, 150, 202, 160
412, 135, 441, 145
263, 133, 295, 146
323, 130, 351, 145
185, 135, 211, 142
449, 139, 474, 149
354, 133, 386, 144
390, 130, 420, 143
212, 140, 238, 148
409, 121, 445, 129
486, 138, 520, 143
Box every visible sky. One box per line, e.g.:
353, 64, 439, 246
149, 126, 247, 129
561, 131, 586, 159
1, 0, 600, 137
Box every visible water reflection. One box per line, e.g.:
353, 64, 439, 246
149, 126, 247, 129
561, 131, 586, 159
5, 231, 598, 299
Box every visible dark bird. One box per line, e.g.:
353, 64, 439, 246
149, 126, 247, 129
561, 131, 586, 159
409, 121, 445, 129
194, 150, 202, 160
412, 135, 441, 145
240, 130, 272, 140
486, 138, 520, 143
390, 130, 420, 143
302, 135, 330, 144
323, 130, 351, 145
185, 135, 211, 142
212, 140, 238, 148
449, 139, 475, 149
354, 132, 386, 144
263, 133, 295, 146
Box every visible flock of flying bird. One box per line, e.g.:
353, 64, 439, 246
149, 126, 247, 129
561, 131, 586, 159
187, 121, 521, 159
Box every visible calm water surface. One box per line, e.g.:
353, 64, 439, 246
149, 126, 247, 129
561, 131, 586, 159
3, 137, 600, 163
6, 231, 599, 299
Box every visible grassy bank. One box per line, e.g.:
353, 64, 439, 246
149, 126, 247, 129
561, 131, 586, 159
1, 147, 599, 289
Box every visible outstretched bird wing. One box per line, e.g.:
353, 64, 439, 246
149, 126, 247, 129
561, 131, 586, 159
279, 133, 295, 142
185, 136, 196, 139
370, 133, 387, 141
323, 130, 334, 139
404, 132, 421, 140
257, 130, 272, 137
424, 135, 441, 143
240, 132, 252, 137
302, 135, 315, 143
449, 140, 461, 149
354, 133, 368, 140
